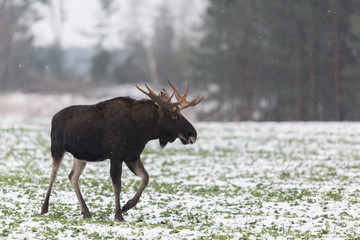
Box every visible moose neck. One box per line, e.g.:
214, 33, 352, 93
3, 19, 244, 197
131, 100, 162, 143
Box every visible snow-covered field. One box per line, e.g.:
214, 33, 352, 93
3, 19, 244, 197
1, 122, 360, 239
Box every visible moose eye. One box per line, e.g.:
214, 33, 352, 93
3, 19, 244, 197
172, 113, 179, 120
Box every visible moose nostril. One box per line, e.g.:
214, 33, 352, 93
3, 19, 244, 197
189, 136, 196, 144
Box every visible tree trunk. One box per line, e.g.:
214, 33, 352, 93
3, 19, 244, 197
145, 46, 160, 85
295, 60, 301, 121
308, 37, 316, 120
2, 0, 13, 89
244, 0, 256, 121
332, 9, 341, 121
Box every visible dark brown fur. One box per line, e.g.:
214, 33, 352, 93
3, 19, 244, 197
41, 96, 197, 221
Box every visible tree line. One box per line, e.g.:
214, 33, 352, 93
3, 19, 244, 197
0, 0, 200, 91
1, 0, 360, 121
196, 0, 360, 121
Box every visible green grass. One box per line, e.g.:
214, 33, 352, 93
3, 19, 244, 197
1, 122, 360, 239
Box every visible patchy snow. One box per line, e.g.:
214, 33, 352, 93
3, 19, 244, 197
1, 122, 360, 239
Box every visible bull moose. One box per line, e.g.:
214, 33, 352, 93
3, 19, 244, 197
40, 80, 204, 221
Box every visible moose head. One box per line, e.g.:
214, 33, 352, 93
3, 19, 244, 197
136, 79, 204, 148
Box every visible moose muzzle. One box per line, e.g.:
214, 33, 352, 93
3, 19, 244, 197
179, 134, 196, 145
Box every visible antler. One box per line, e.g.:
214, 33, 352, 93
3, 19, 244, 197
136, 80, 204, 110
167, 79, 204, 110
136, 84, 183, 109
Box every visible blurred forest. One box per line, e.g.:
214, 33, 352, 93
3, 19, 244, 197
1, 0, 360, 121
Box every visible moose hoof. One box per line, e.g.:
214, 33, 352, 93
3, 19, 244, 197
115, 214, 125, 222
121, 207, 128, 214
122, 199, 136, 214
41, 204, 49, 214
82, 211, 92, 219
40, 209, 48, 215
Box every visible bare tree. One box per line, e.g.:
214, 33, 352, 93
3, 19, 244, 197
90, 0, 117, 82
152, 3, 179, 85
0, 0, 44, 90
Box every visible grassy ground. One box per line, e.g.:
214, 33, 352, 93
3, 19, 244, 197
1, 122, 360, 239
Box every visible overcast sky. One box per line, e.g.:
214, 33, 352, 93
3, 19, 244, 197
31, 0, 207, 49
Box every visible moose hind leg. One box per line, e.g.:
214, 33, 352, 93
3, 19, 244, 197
41, 156, 63, 214
122, 158, 149, 214
110, 161, 124, 221
68, 158, 91, 218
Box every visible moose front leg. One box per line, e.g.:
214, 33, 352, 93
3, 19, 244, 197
122, 158, 149, 214
110, 161, 125, 221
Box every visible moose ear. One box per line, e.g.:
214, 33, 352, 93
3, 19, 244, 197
160, 89, 170, 99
